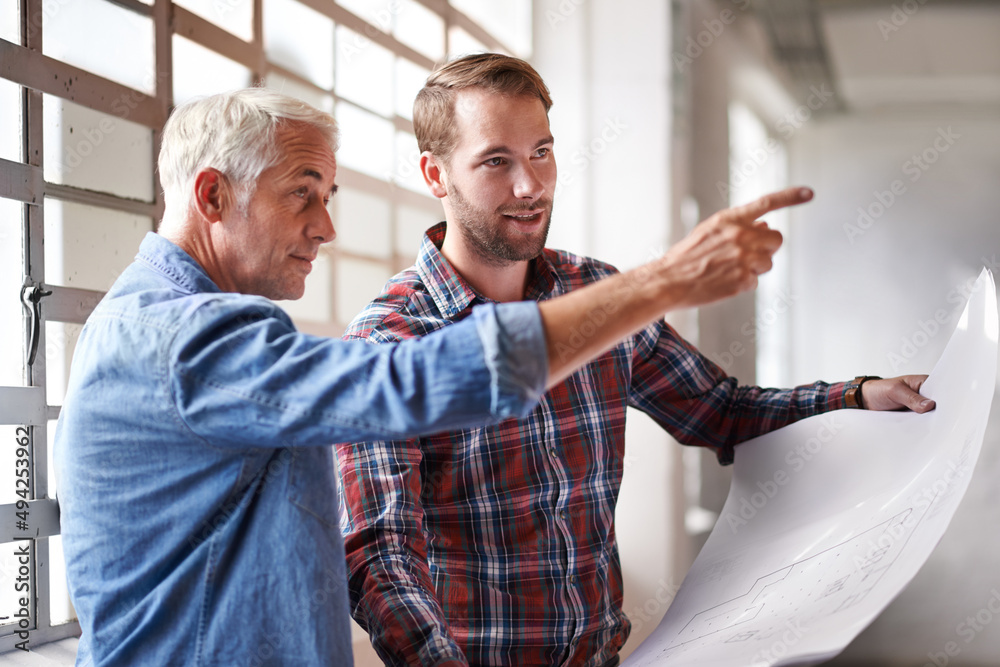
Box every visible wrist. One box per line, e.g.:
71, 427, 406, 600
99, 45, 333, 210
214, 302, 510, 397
844, 375, 881, 409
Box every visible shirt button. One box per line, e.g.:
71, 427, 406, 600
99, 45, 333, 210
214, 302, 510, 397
549, 447, 558, 457
569, 575, 577, 584
559, 510, 568, 520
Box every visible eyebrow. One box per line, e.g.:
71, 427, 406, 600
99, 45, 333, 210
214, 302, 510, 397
302, 168, 338, 197
473, 135, 554, 160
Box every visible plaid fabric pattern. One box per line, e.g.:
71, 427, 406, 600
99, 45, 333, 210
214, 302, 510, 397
336, 222, 846, 666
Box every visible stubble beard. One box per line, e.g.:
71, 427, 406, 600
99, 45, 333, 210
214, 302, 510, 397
447, 181, 553, 267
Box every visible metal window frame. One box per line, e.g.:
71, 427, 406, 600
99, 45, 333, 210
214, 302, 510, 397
0, 0, 527, 653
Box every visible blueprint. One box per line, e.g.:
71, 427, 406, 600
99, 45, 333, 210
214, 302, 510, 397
624, 268, 998, 667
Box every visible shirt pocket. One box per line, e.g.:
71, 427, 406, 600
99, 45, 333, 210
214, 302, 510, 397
287, 446, 340, 530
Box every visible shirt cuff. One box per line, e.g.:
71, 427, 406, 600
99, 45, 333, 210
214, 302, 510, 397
826, 380, 849, 410
472, 302, 548, 420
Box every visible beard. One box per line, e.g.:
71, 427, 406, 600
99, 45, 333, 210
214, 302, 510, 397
446, 181, 553, 267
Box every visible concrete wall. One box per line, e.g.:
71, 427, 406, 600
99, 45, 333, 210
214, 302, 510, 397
786, 110, 1000, 666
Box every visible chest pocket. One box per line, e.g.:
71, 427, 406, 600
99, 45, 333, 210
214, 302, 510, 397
287, 446, 340, 529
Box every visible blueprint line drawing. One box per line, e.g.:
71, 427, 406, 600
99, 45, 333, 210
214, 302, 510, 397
624, 269, 998, 667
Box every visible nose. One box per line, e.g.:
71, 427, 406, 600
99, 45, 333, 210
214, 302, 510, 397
309, 199, 336, 244
512, 162, 544, 201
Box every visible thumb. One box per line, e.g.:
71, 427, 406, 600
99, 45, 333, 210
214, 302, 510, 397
894, 382, 935, 413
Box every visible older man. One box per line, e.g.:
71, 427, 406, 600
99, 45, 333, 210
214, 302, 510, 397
335, 54, 934, 667
53, 87, 813, 666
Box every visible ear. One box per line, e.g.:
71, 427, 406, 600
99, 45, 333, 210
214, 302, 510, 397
192, 168, 231, 223
420, 151, 448, 199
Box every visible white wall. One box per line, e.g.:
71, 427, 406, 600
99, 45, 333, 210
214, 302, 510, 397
533, 0, 683, 659
786, 109, 1000, 665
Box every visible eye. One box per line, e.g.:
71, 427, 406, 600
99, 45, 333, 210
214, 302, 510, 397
535, 147, 550, 158
293, 187, 308, 199
484, 157, 505, 167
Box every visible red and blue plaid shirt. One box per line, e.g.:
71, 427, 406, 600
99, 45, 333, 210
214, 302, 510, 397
336, 222, 847, 666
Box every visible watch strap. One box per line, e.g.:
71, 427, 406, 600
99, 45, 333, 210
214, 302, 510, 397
844, 375, 881, 409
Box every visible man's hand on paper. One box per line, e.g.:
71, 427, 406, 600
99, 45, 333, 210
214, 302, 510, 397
863, 375, 936, 413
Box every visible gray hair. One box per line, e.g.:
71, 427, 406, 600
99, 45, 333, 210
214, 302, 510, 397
158, 88, 339, 223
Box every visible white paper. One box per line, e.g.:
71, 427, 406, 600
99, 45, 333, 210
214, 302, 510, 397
624, 268, 998, 667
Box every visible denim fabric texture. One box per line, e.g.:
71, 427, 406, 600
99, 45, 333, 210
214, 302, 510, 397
53, 232, 546, 666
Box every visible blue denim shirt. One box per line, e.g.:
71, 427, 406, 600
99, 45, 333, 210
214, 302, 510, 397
53, 232, 547, 666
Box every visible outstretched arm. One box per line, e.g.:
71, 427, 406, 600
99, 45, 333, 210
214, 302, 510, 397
540, 186, 811, 387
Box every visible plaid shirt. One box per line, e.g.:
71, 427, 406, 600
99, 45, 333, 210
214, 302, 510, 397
336, 222, 847, 666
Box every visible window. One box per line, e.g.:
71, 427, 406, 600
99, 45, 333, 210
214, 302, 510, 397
0, 0, 530, 654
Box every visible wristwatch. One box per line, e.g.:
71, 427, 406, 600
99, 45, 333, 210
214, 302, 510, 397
844, 375, 881, 409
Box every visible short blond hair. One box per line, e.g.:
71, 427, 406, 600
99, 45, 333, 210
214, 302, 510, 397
413, 53, 553, 163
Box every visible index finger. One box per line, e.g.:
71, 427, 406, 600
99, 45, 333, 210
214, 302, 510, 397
724, 186, 814, 225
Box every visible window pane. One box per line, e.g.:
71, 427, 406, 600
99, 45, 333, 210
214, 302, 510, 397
335, 26, 393, 118
335, 102, 393, 180
449, 0, 532, 56
0, 199, 25, 387
264, 0, 334, 90
174, 0, 253, 42
396, 202, 441, 259
43, 198, 151, 293
0, 540, 34, 633
264, 72, 334, 114
44, 322, 83, 408
279, 250, 333, 323
48, 534, 76, 625
43, 0, 156, 95
393, 131, 425, 194
335, 188, 392, 260
0, 79, 22, 162
393, 0, 444, 62
173, 36, 253, 106
0, 0, 18, 44
336, 0, 389, 26
395, 58, 428, 121
448, 26, 487, 59
43, 95, 155, 202
336, 256, 392, 325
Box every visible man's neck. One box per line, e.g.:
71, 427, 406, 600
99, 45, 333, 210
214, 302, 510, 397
439, 229, 532, 303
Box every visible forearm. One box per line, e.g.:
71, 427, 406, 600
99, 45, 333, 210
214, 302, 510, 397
338, 441, 468, 666
354, 569, 467, 667
540, 265, 679, 387
540, 186, 814, 388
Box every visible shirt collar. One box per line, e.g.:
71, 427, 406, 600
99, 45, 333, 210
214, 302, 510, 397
135, 232, 223, 296
414, 222, 558, 317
